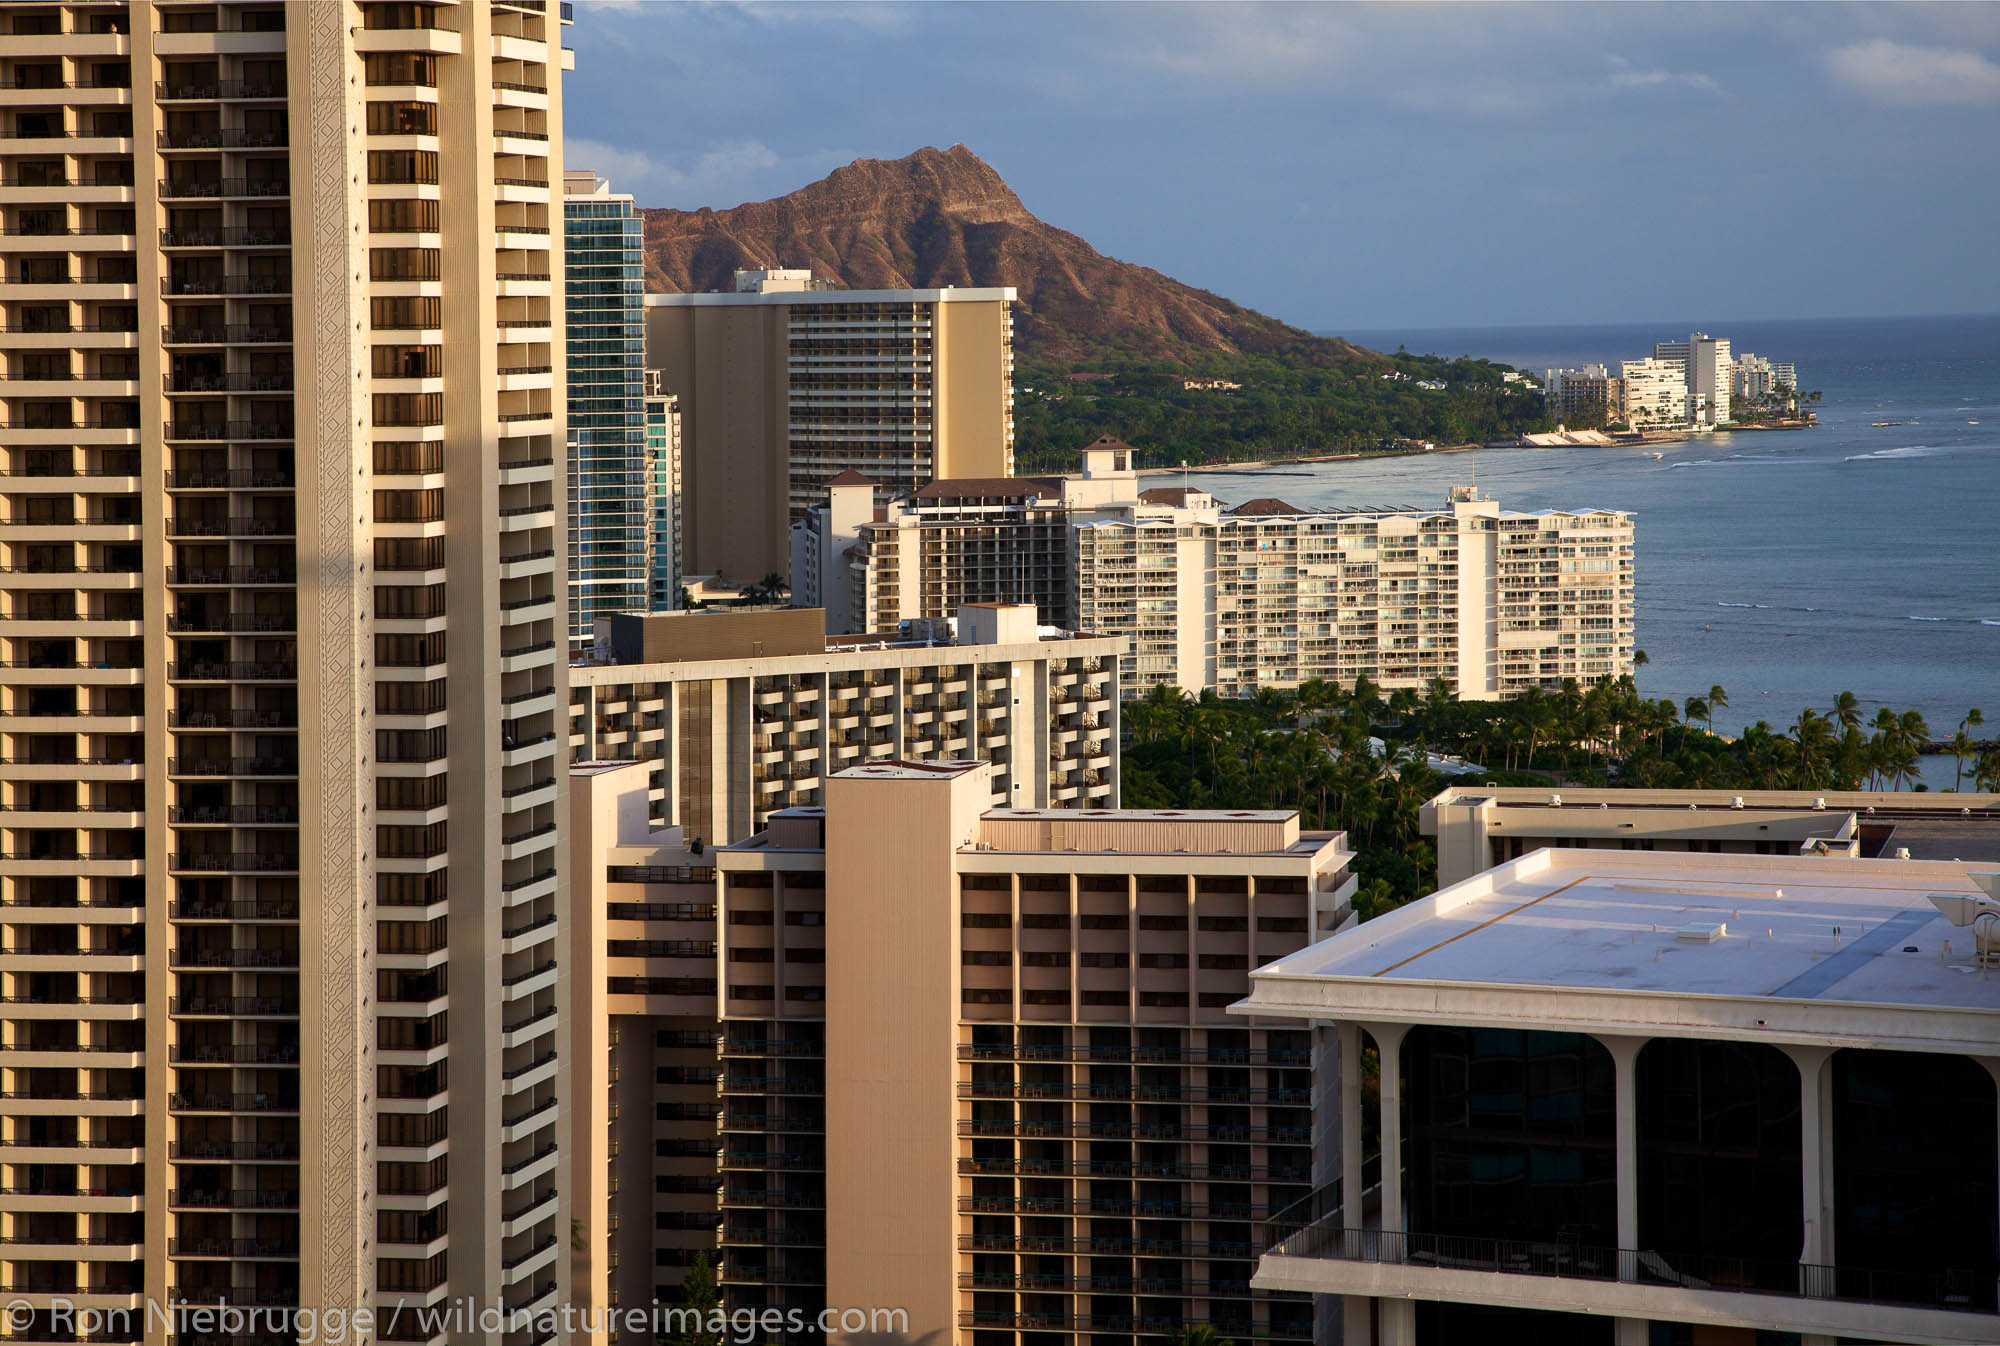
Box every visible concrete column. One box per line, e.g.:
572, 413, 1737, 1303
1338, 1022, 1372, 1346
1785, 1045, 1836, 1266
1363, 1023, 1413, 1346
1785, 1044, 1839, 1346
1598, 1035, 1646, 1346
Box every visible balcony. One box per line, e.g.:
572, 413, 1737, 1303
1256, 1194, 2000, 1346
157, 178, 290, 201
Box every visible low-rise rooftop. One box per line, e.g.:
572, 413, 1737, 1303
1245, 850, 2000, 1048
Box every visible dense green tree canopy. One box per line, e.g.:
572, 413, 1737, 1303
1015, 350, 1555, 472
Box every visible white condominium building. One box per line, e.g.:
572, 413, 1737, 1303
1078, 487, 1635, 700
1653, 333, 1732, 426
798, 447, 1635, 702
1619, 357, 1691, 430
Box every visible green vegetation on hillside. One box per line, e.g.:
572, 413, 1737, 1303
1014, 350, 1555, 473
1120, 675, 1995, 918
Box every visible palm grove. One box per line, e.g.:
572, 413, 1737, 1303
1120, 664, 1996, 917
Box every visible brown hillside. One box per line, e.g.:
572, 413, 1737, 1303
639, 145, 1383, 368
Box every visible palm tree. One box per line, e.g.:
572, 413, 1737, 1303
1707, 684, 1729, 735
1789, 708, 1834, 788
1349, 674, 1384, 725
1830, 690, 1861, 736
1953, 708, 1985, 791
1976, 746, 2000, 793
1683, 696, 1708, 748
1514, 686, 1560, 772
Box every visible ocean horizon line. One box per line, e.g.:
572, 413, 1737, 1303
1324, 311, 2000, 342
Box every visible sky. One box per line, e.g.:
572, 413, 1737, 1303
563, 2, 2000, 332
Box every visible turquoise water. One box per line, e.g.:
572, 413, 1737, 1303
1195, 316, 2000, 757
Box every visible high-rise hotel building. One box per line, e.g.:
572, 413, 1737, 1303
0, 1, 570, 1338
645, 271, 1016, 585
568, 757, 1358, 1346
563, 168, 648, 649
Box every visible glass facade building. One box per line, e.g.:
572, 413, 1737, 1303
564, 173, 649, 647
644, 371, 683, 610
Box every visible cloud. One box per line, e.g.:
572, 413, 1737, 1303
1120, 4, 1352, 86
563, 136, 855, 210
1824, 38, 2000, 106
1605, 54, 1729, 99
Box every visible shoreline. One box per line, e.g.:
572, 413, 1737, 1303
1129, 440, 1493, 478
1091, 418, 1813, 481
1126, 432, 1691, 479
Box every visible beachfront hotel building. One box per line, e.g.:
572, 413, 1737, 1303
1542, 364, 1625, 427
796, 449, 1637, 703
568, 756, 1359, 1345
570, 603, 1122, 844
0, 1, 572, 1337
1422, 785, 2000, 889
1618, 357, 1690, 431
644, 270, 1016, 584
1652, 333, 1732, 427
1732, 353, 1801, 410
564, 168, 649, 648
1239, 846, 2000, 1346
1079, 487, 1637, 701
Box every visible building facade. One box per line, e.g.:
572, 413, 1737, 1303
1618, 357, 1690, 431
1652, 333, 1732, 427
643, 369, 681, 610
1541, 364, 1624, 427
644, 273, 1017, 584
1242, 847, 2000, 1346
564, 169, 648, 648
1076, 488, 1636, 700
807, 469, 1638, 702
841, 476, 1071, 637
571, 604, 1123, 844
0, 1, 570, 1337
569, 758, 1360, 1346
1734, 355, 1801, 412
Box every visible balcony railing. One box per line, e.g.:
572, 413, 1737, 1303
1260, 1191, 1996, 1316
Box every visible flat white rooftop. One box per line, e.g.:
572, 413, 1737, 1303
645, 286, 1015, 307
1242, 849, 2000, 1050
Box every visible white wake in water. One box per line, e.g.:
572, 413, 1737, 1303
1845, 444, 1947, 461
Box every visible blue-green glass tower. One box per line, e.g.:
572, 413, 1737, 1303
563, 172, 648, 648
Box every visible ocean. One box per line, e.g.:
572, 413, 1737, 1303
1197, 315, 2000, 779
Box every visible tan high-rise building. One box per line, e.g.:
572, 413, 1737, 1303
568, 757, 1357, 1346
0, 2, 569, 1339
645, 274, 1016, 585
571, 603, 1122, 844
